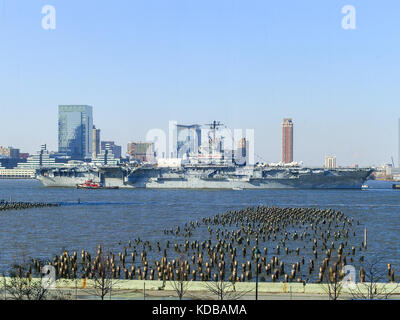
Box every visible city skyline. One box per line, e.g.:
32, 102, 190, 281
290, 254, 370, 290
1, 1, 400, 166
0, 110, 399, 168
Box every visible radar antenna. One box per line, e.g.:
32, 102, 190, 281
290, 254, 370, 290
205, 121, 224, 143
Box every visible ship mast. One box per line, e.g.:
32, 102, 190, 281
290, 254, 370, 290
205, 121, 224, 154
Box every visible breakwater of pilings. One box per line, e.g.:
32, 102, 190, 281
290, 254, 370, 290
0, 200, 59, 211
20, 206, 396, 284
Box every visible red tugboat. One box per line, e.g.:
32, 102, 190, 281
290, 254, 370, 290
76, 180, 119, 189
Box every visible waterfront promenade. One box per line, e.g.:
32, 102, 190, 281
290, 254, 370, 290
1, 278, 398, 300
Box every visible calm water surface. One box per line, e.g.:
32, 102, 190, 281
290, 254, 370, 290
0, 179, 399, 276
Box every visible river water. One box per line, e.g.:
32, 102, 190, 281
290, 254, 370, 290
0, 179, 399, 278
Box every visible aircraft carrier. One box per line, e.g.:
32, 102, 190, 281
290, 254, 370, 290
36, 121, 373, 189
36, 163, 372, 189
36, 121, 373, 190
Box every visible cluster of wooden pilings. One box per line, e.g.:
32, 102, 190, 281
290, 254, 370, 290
23, 206, 395, 284
0, 200, 59, 211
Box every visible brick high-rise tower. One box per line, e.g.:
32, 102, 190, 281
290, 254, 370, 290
282, 118, 293, 163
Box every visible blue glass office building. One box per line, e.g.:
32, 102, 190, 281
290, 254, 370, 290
176, 124, 202, 158
58, 105, 93, 160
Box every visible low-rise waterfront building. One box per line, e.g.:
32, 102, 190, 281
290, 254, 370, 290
17, 145, 61, 169
0, 168, 36, 179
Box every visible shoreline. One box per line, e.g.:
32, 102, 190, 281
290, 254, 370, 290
2, 278, 399, 298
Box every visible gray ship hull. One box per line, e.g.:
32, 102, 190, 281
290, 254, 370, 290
36, 167, 101, 188
135, 178, 367, 189
37, 174, 100, 188
36, 166, 373, 189
127, 167, 373, 189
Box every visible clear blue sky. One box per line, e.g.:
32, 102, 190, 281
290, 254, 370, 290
0, 0, 399, 166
